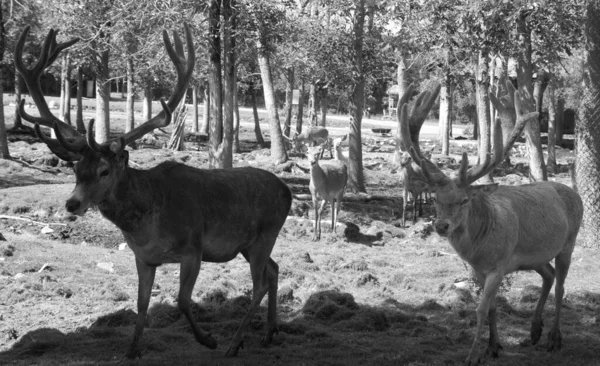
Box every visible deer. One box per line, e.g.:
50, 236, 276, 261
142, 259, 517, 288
398, 81, 583, 365
307, 143, 348, 241
286, 126, 333, 157
332, 134, 348, 165
394, 84, 439, 227
15, 25, 293, 359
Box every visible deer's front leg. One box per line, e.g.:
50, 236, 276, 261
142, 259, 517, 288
126, 257, 156, 359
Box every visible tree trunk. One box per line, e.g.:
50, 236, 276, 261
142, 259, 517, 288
309, 82, 317, 126
233, 72, 241, 153
439, 77, 450, 155
576, 0, 600, 248
125, 57, 134, 133
75, 67, 85, 133
516, 12, 547, 181
296, 78, 305, 134
476, 50, 492, 184
64, 54, 72, 126
397, 54, 408, 105
556, 97, 565, 145
347, 0, 366, 193
60, 53, 67, 124
95, 49, 110, 143
208, 0, 224, 168
13, 73, 23, 129
0, 73, 8, 159
142, 86, 152, 121
320, 87, 328, 127
251, 90, 265, 147
192, 85, 199, 133
257, 46, 287, 164
221, 0, 234, 168
546, 80, 557, 173
201, 84, 210, 135
283, 66, 294, 137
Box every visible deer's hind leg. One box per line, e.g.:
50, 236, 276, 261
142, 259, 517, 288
547, 242, 575, 352
226, 233, 279, 357
531, 263, 555, 345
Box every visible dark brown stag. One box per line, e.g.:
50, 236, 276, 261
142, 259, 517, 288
399, 81, 583, 365
15, 25, 292, 358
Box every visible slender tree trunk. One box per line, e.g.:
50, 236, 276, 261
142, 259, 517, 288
233, 72, 241, 153
556, 97, 565, 145
251, 90, 265, 147
60, 53, 67, 124
257, 45, 287, 164
76, 67, 85, 133
348, 0, 366, 193
439, 76, 450, 155
576, 0, 600, 248
296, 78, 305, 134
64, 55, 72, 126
13, 73, 23, 129
516, 12, 547, 181
192, 85, 199, 133
397, 54, 408, 106
201, 85, 210, 135
95, 49, 110, 143
142, 86, 152, 121
209, 0, 224, 168
546, 80, 557, 173
283, 67, 294, 137
125, 57, 134, 133
309, 82, 317, 126
320, 87, 328, 127
0, 6, 9, 158
476, 50, 492, 183
221, 0, 235, 168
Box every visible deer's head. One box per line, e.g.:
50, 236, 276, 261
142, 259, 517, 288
15, 25, 195, 215
397, 82, 538, 237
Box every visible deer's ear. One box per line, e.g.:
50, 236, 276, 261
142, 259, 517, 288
117, 150, 129, 169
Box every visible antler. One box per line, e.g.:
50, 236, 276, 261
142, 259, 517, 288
15, 26, 82, 141
96, 23, 195, 153
456, 88, 539, 186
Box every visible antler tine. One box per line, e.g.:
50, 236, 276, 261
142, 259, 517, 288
15, 26, 81, 141
408, 83, 441, 157
117, 23, 195, 148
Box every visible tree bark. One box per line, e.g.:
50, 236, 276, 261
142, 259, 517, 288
221, 0, 235, 168
76, 67, 85, 133
192, 85, 199, 133
320, 86, 328, 127
0, 6, 9, 158
64, 53, 72, 126
125, 57, 134, 133
95, 49, 110, 143
439, 79, 450, 155
233, 72, 241, 153
296, 78, 305, 134
60, 53, 67, 124
476, 50, 492, 183
208, 0, 224, 168
576, 0, 600, 248
516, 12, 547, 181
347, 0, 366, 193
556, 97, 565, 145
251, 90, 265, 147
308, 82, 317, 126
257, 45, 287, 164
142, 86, 152, 122
201, 84, 210, 135
283, 66, 294, 137
546, 80, 557, 173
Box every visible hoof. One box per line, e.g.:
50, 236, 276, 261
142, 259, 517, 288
225, 340, 244, 357
531, 318, 544, 345
547, 328, 562, 352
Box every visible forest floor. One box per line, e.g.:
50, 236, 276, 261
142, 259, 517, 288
0, 103, 598, 366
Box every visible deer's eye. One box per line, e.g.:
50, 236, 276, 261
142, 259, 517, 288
460, 198, 469, 206
99, 169, 110, 178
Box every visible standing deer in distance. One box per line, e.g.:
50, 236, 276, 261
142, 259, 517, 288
399, 81, 583, 365
332, 134, 349, 165
395, 84, 439, 227
307, 143, 348, 241
16, 25, 293, 358
286, 126, 333, 157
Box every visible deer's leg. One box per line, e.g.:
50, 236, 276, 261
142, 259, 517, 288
412, 192, 417, 224
531, 263, 555, 345
333, 191, 343, 233
126, 257, 157, 359
466, 271, 503, 366
474, 271, 502, 358
227, 245, 274, 357
179, 253, 217, 350
547, 247, 573, 352
402, 188, 407, 227
262, 258, 279, 346
312, 194, 321, 241
331, 198, 336, 233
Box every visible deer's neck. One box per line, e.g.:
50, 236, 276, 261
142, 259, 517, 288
97, 167, 159, 232
310, 162, 326, 182
448, 195, 497, 257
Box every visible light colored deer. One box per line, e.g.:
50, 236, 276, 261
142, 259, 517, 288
307, 143, 348, 241
287, 126, 333, 157
394, 84, 439, 227
16, 25, 292, 358
332, 134, 348, 164
399, 82, 583, 365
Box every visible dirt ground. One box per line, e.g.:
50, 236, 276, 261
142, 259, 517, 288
1, 114, 599, 366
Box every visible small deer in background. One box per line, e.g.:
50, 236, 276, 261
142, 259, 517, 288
307, 143, 348, 241
286, 126, 333, 157
332, 134, 348, 164
397, 151, 432, 227
17, 25, 293, 358
400, 81, 582, 365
